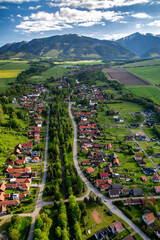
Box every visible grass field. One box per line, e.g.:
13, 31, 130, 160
127, 85, 160, 105
107, 101, 145, 113
122, 59, 160, 68
127, 66, 160, 85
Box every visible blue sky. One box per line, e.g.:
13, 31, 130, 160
0, 0, 160, 46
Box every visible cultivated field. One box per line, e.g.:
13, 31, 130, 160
103, 68, 151, 85
0, 60, 28, 93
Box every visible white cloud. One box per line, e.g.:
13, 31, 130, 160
49, 0, 153, 10
17, 14, 22, 17
0, 5, 8, 9
132, 12, 152, 18
0, 0, 38, 3
16, 8, 126, 33
148, 20, 160, 27
29, 5, 41, 10
101, 33, 131, 40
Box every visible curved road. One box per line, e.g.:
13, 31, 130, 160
68, 102, 150, 240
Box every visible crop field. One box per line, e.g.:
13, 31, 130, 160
103, 68, 150, 85
0, 60, 28, 93
54, 59, 103, 65
127, 85, 160, 105
127, 66, 160, 85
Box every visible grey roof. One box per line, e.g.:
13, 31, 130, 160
132, 188, 142, 196
112, 184, 123, 189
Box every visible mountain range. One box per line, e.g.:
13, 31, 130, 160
0, 32, 160, 61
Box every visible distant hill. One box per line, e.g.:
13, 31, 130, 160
0, 34, 137, 61
142, 44, 160, 58
116, 32, 160, 57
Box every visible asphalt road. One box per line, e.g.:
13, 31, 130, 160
68, 102, 151, 240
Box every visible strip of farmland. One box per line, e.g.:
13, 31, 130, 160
103, 68, 151, 85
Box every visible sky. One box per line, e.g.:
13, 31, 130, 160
0, 0, 160, 46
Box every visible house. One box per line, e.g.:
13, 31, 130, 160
15, 159, 25, 165
82, 160, 91, 166
154, 226, 160, 239
100, 172, 108, 179
155, 186, 160, 194
0, 200, 19, 213
31, 157, 39, 163
85, 167, 95, 174
88, 151, 95, 159
132, 188, 142, 197
142, 167, 155, 175
111, 184, 123, 189
152, 174, 160, 182
124, 199, 142, 206
94, 179, 111, 187
17, 141, 32, 153
121, 189, 130, 196
94, 228, 108, 240
154, 152, 160, 158
100, 184, 109, 192
109, 221, 124, 235
36, 121, 42, 128
142, 212, 156, 225
113, 158, 120, 166
34, 136, 40, 143
106, 143, 112, 150
31, 151, 40, 157
138, 160, 146, 167
110, 153, 118, 160
141, 176, 147, 182
109, 189, 120, 198
134, 154, 143, 161
6, 166, 31, 175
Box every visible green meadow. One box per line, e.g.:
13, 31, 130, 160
127, 85, 160, 105
127, 66, 160, 85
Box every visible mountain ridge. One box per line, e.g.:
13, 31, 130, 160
0, 34, 137, 61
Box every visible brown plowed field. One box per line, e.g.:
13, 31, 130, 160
103, 68, 151, 85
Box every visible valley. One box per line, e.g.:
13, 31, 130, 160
0, 53, 160, 240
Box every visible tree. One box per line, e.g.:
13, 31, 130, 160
74, 221, 83, 240
35, 217, 43, 229
34, 229, 42, 239
0, 104, 4, 124
79, 201, 86, 216
9, 229, 20, 240
55, 226, 62, 238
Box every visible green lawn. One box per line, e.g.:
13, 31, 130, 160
83, 202, 130, 240
127, 86, 160, 105
107, 101, 145, 113
127, 66, 160, 85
